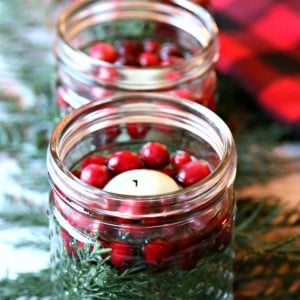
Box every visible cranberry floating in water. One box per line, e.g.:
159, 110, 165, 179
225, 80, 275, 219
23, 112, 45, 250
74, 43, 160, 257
138, 52, 160, 67
143, 238, 174, 267
60, 229, 86, 257
176, 160, 211, 187
107, 150, 142, 174
171, 151, 193, 170
104, 125, 122, 142
88, 42, 118, 63
80, 164, 110, 188
159, 43, 184, 60
126, 123, 151, 139
71, 169, 81, 178
118, 199, 150, 217
116, 39, 142, 56
80, 154, 107, 169
110, 241, 135, 268
143, 39, 161, 53
140, 142, 170, 169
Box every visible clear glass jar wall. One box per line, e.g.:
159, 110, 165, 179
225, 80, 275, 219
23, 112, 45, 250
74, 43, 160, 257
68, 0, 212, 10
54, 0, 219, 115
47, 93, 237, 299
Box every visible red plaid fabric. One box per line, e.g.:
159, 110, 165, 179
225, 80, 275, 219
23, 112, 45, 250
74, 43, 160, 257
211, 0, 300, 125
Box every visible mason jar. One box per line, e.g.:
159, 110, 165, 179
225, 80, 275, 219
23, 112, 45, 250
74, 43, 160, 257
47, 93, 237, 299
163, 0, 212, 10
54, 0, 219, 116
67, 0, 211, 9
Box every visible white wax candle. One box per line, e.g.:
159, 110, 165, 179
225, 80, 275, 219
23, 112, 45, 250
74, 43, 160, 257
103, 169, 180, 196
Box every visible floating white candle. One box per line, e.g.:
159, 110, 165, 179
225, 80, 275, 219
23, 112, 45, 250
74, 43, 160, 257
103, 169, 180, 196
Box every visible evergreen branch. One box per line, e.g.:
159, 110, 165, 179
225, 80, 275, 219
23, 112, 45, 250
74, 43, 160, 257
57, 243, 149, 300
233, 198, 300, 299
0, 206, 48, 227
236, 198, 284, 234
0, 269, 52, 300
0, 197, 299, 299
234, 254, 300, 300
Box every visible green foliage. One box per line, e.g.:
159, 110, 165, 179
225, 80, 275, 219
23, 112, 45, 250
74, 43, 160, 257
0, 198, 299, 299
56, 244, 150, 300
234, 199, 300, 299
0, 269, 52, 300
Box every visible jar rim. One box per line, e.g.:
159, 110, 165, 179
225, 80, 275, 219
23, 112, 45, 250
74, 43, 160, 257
55, 0, 219, 90
47, 93, 237, 217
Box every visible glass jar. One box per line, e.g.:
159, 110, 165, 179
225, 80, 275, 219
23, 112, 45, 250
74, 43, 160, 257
67, 0, 211, 9
163, 0, 212, 10
47, 93, 237, 299
54, 0, 219, 116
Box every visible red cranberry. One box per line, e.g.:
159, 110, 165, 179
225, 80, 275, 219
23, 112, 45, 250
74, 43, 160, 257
115, 39, 142, 56
107, 150, 142, 174
56, 88, 70, 110
143, 238, 174, 267
51, 191, 65, 214
62, 203, 100, 233
154, 123, 175, 134
126, 123, 151, 139
161, 56, 183, 66
88, 42, 118, 63
176, 160, 211, 187
97, 66, 119, 81
98, 219, 117, 242
80, 164, 111, 188
199, 92, 216, 111
118, 199, 150, 217
143, 39, 161, 53
159, 43, 184, 60
71, 169, 81, 178
161, 167, 174, 177
169, 88, 195, 101
142, 217, 160, 226
60, 229, 85, 256
140, 142, 170, 169
90, 86, 113, 99
189, 209, 218, 237
163, 70, 181, 80
115, 53, 139, 66
213, 217, 233, 251
175, 229, 197, 250
171, 151, 193, 170
175, 244, 199, 271
67, 211, 88, 231
80, 154, 107, 169
104, 125, 122, 142
110, 241, 135, 268
161, 224, 177, 238
138, 52, 160, 67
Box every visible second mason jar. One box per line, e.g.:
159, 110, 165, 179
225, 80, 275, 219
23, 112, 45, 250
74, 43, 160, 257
54, 0, 219, 115
47, 93, 237, 299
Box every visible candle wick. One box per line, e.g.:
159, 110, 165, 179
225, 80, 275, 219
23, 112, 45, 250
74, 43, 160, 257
133, 179, 138, 187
